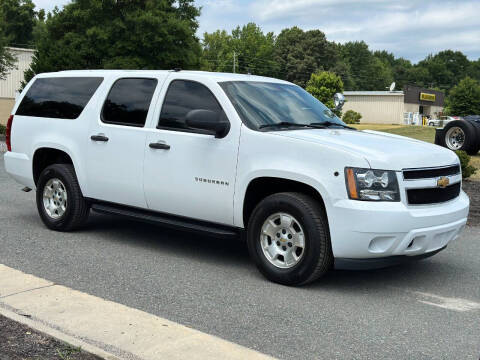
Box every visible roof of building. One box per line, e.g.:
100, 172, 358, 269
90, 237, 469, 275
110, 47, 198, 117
343, 91, 404, 96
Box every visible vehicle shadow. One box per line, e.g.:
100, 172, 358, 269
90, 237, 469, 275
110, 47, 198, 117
78, 213, 464, 292
84, 212, 251, 267
310, 257, 464, 293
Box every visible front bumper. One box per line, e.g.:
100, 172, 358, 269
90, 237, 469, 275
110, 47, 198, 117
335, 245, 447, 270
328, 191, 469, 260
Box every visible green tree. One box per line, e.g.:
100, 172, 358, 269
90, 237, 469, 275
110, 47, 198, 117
412, 50, 471, 92
0, 0, 36, 46
275, 27, 338, 87
374, 50, 412, 89
469, 59, 480, 82
0, 32, 16, 79
444, 77, 480, 116
202, 29, 232, 72
340, 41, 393, 90
32, 8, 48, 44
202, 23, 278, 77
330, 61, 353, 88
24, 0, 202, 84
306, 71, 343, 114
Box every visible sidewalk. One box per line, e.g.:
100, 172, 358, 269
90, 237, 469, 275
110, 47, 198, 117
0, 264, 275, 360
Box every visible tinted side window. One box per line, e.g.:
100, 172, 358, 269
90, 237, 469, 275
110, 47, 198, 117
158, 80, 224, 132
102, 78, 158, 127
16, 77, 103, 119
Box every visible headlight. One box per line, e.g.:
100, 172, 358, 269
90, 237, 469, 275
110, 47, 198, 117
345, 167, 400, 201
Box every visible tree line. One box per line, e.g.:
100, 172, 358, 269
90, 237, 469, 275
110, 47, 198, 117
1, 0, 479, 108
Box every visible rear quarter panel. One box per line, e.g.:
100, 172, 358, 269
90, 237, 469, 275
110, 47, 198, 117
7, 74, 112, 194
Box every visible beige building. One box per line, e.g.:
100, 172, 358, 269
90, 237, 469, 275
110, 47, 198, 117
343, 86, 445, 125
1, 47, 35, 125
343, 91, 405, 124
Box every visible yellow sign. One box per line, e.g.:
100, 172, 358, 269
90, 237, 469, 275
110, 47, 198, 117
420, 93, 436, 102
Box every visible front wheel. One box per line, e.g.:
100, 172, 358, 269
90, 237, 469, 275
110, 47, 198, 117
247, 192, 332, 286
36, 164, 90, 231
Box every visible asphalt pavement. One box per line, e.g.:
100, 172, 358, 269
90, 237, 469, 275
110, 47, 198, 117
1, 155, 479, 360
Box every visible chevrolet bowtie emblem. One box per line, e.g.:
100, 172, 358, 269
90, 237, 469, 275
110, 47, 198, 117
437, 177, 450, 188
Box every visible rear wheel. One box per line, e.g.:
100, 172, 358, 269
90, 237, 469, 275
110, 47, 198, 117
247, 192, 332, 286
36, 164, 90, 231
443, 120, 478, 155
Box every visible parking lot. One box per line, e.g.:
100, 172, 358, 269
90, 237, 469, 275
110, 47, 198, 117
0, 155, 479, 360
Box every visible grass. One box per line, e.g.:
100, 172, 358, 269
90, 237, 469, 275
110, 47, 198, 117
56, 344, 82, 360
354, 123, 436, 143
355, 123, 480, 181
0, 124, 5, 135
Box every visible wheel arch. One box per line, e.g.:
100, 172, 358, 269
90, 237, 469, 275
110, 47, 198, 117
32, 146, 85, 192
240, 175, 329, 229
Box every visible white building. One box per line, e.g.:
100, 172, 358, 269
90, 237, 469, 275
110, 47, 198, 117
1, 47, 35, 125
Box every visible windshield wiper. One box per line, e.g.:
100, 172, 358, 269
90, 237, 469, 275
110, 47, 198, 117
309, 121, 356, 130
259, 122, 315, 129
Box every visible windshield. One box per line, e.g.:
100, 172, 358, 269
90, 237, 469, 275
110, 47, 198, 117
219, 81, 346, 130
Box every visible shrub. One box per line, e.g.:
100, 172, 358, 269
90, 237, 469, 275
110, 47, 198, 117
0, 124, 6, 135
342, 110, 362, 124
455, 150, 477, 179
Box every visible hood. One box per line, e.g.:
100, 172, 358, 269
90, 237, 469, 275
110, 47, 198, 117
273, 128, 459, 170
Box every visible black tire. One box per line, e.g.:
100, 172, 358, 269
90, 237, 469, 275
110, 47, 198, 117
434, 128, 446, 148
36, 164, 90, 231
442, 120, 478, 155
247, 192, 332, 286
467, 120, 480, 155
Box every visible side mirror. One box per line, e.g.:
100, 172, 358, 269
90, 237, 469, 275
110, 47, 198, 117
185, 109, 230, 138
333, 93, 345, 111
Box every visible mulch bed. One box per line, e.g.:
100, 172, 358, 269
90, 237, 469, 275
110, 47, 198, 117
463, 180, 480, 226
0, 315, 102, 360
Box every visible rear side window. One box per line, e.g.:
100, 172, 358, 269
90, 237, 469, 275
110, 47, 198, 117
101, 78, 158, 127
16, 77, 103, 119
158, 80, 224, 132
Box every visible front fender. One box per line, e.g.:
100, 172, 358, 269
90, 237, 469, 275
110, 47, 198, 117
233, 170, 331, 228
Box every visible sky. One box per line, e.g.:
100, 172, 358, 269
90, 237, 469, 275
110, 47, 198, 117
32, 0, 480, 63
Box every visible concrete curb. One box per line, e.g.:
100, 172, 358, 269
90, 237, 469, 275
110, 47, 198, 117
0, 264, 276, 360
0, 306, 121, 360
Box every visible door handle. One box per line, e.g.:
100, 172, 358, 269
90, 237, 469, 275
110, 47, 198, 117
149, 142, 170, 150
90, 134, 109, 142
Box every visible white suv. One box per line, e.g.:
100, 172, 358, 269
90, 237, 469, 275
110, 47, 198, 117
4, 70, 469, 285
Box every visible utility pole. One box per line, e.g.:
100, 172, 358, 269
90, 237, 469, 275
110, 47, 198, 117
233, 51, 236, 73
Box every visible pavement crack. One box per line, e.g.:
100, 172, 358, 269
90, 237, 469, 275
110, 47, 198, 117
0, 284, 56, 299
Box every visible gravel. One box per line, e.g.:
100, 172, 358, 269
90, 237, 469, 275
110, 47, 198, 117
0, 315, 101, 360
0, 141, 6, 154
463, 180, 480, 226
